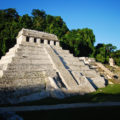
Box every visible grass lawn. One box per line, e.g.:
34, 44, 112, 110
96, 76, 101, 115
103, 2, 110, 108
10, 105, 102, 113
93, 84, 120, 94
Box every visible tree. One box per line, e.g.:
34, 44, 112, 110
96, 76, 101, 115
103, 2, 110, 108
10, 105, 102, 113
61, 28, 95, 57
111, 50, 120, 66
19, 14, 33, 29
45, 15, 69, 39
95, 43, 117, 63
32, 9, 46, 31
0, 8, 20, 56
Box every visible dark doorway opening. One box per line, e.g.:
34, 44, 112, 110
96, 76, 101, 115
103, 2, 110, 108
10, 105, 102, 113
34, 38, 37, 43
41, 39, 44, 43
26, 37, 29, 42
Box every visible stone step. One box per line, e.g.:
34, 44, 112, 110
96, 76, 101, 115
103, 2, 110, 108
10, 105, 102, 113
16, 55, 49, 60
0, 77, 46, 87
17, 48, 45, 52
1, 55, 48, 61
6, 47, 45, 56
7, 64, 53, 71
71, 71, 95, 92
12, 58, 51, 64
0, 58, 12, 64
0, 57, 51, 64
2, 70, 49, 78
0, 77, 46, 96
2, 54, 49, 61
18, 46, 45, 51
56, 51, 70, 55
16, 51, 47, 56
62, 57, 80, 63
68, 65, 89, 71
65, 61, 85, 66
19, 42, 43, 47
1, 54, 16, 61
54, 48, 70, 53
78, 70, 100, 78
52, 46, 62, 50
87, 77, 105, 88
8, 45, 19, 52
0, 64, 8, 70
58, 53, 73, 58
16, 49, 46, 55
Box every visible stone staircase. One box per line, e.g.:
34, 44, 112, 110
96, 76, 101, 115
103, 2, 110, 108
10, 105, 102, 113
52, 46, 106, 89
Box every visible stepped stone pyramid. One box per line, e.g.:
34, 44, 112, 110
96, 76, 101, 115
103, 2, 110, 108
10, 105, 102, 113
0, 28, 106, 104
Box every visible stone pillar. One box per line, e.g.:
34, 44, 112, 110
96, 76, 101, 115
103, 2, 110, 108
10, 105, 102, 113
50, 40, 54, 45
17, 35, 26, 44
56, 42, 60, 47
109, 58, 115, 66
29, 37, 34, 43
44, 39, 48, 45
36, 38, 40, 44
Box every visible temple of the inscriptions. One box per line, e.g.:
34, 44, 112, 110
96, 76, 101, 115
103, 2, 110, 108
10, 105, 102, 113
0, 28, 106, 104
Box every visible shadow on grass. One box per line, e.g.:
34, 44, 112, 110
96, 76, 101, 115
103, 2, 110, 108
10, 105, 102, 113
1, 93, 120, 107
16, 106, 120, 120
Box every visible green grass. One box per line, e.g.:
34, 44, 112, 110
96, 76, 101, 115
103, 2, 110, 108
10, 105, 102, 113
94, 84, 120, 94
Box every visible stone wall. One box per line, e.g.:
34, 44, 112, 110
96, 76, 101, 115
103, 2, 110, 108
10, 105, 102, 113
17, 28, 60, 46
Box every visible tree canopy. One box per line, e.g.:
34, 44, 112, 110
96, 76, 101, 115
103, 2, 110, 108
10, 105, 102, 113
61, 28, 95, 57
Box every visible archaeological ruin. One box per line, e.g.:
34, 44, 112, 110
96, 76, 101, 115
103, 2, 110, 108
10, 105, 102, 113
0, 28, 106, 104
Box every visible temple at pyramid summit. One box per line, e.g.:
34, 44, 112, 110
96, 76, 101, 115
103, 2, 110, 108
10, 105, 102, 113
0, 28, 106, 104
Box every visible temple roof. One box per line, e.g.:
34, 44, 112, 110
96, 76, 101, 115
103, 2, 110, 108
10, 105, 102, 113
17, 28, 58, 41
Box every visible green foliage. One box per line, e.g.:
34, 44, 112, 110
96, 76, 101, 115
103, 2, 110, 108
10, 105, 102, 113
94, 43, 117, 64
0, 8, 20, 55
61, 28, 95, 57
45, 15, 69, 39
19, 14, 33, 29
111, 50, 120, 66
32, 9, 46, 31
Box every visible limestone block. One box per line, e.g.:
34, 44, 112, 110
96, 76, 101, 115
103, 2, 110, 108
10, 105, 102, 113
50, 41, 54, 45
71, 71, 95, 92
44, 39, 48, 45
0, 70, 3, 78
29, 37, 34, 43
12, 58, 51, 64
56, 42, 60, 47
0, 58, 12, 64
109, 58, 115, 66
17, 28, 58, 41
7, 64, 53, 71
89, 77, 105, 88
17, 35, 26, 44
36, 38, 40, 44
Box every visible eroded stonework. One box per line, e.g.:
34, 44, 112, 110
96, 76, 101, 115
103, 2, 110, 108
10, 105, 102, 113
0, 28, 106, 104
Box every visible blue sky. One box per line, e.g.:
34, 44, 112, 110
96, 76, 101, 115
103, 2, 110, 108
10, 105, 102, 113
1, 0, 120, 49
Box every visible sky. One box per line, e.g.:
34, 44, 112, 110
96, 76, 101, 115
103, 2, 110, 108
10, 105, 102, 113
1, 0, 120, 49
